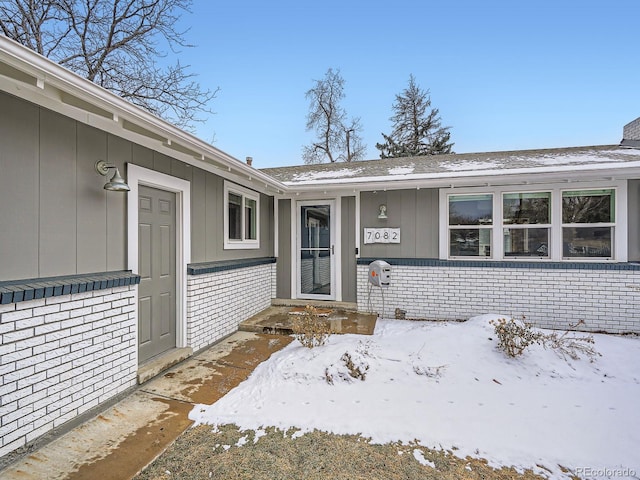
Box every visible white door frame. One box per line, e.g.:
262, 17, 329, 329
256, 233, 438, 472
127, 164, 191, 363
293, 198, 342, 301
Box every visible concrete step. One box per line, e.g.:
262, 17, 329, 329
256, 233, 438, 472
270, 298, 358, 311
137, 347, 193, 384
239, 305, 377, 336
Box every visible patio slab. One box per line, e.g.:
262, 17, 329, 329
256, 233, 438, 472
239, 305, 378, 336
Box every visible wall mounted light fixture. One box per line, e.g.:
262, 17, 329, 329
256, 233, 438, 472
378, 204, 388, 219
95, 160, 130, 192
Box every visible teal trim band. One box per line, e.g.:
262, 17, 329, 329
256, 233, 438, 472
0, 271, 141, 305
187, 257, 276, 276
357, 258, 640, 271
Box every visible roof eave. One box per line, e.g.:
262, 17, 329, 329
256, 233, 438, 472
283, 162, 640, 193
0, 36, 288, 195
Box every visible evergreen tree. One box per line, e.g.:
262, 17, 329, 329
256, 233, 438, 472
376, 75, 453, 158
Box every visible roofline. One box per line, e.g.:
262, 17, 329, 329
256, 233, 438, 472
2, 37, 638, 196
262, 144, 620, 174
0, 36, 288, 195
278, 160, 640, 193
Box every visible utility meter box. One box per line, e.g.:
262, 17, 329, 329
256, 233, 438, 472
368, 260, 391, 288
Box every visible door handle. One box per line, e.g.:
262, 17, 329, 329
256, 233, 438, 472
331, 245, 335, 254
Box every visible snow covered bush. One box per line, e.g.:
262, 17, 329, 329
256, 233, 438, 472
413, 363, 446, 379
291, 305, 332, 349
340, 351, 368, 381
410, 350, 446, 379
490, 317, 542, 357
325, 342, 371, 384
491, 317, 601, 362
538, 321, 601, 362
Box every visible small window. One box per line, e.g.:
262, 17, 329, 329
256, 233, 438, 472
245, 197, 257, 240
561, 189, 614, 258
228, 192, 242, 240
503, 192, 551, 257
448, 194, 493, 257
224, 181, 260, 249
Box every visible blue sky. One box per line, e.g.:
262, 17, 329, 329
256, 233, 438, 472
174, 0, 639, 168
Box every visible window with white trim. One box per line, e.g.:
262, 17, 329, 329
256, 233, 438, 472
503, 192, 551, 258
448, 194, 493, 257
442, 184, 621, 261
561, 189, 614, 258
224, 181, 259, 249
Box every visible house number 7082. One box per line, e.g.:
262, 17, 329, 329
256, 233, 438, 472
364, 228, 401, 244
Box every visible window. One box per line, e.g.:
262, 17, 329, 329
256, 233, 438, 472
448, 194, 493, 257
561, 189, 614, 258
224, 181, 259, 249
244, 197, 257, 241
503, 192, 551, 257
228, 192, 242, 240
441, 184, 623, 262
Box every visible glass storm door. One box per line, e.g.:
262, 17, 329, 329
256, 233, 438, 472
297, 201, 335, 300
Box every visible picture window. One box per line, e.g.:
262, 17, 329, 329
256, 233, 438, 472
443, 186, 618, 261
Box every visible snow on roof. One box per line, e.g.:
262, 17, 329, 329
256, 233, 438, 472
441, 160, 500, 171
288, 167, 364, 181
387, 164, 415, 175
262, 145, 640, 187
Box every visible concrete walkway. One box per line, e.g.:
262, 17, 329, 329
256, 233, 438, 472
0, 332, 292, 480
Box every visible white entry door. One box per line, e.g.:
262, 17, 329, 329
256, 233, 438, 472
297, 200, 336, 300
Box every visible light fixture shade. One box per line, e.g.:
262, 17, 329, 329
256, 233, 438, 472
104, 168, 130, 191
95, 160, 130, 192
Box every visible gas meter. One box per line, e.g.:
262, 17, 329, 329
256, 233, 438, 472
368, 260, 391, 288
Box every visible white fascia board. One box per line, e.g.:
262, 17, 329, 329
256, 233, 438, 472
0, 36, 287, 194
283, 163, 640, 194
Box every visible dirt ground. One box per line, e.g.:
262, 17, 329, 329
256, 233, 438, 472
136, 423, 570, 480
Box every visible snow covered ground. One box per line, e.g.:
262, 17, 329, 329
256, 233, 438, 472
190, 315, 640, 479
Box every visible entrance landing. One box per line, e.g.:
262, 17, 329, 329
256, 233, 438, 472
239, 304, 378, 336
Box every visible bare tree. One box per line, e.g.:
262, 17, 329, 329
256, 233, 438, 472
0, 0, 217, 130
376, 74, 453, 158
303, 68, 366, 163
342, 117, 366, 163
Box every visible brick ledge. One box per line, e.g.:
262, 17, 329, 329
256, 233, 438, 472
187, 257, 276, 276
0, 270, 141, 305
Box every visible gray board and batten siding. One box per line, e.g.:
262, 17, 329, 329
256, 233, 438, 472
0, 91, 127, 281
276, 198, 292, 299
0, 91, 273, 283
341, 196, 357, 303
359, 189, 439, 259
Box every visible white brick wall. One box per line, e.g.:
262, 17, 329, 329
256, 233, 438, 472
187, 263, 274, 351
0, 286, 138, 458
357, 265, 640, 333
